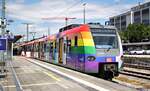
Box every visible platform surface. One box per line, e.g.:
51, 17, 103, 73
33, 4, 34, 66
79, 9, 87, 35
0, 56, 138, 91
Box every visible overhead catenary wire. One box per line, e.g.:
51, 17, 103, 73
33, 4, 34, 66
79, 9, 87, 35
41, 0, 83, 35
56, 0, 83, 17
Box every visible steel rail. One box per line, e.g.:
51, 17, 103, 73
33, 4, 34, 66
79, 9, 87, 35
119, 70, 150, 80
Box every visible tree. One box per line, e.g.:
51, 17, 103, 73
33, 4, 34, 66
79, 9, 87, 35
119, 24, 150, 43
119, 30, 128, 43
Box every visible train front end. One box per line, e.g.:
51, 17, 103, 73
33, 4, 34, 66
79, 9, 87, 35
85, 23, 123, 79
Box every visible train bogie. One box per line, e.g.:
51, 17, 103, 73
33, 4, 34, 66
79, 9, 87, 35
99, 62, 118, 79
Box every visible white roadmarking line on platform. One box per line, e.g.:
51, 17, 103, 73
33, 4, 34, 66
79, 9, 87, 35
3, 85, 16, 88
27, 58, 110, 91
43, 71, 61, 81
3, 83, 57, 88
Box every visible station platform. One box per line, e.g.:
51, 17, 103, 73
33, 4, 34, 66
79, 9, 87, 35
0, 56, 137, 91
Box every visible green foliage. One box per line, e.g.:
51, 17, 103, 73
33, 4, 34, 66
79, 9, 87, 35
119, 24, 150, 43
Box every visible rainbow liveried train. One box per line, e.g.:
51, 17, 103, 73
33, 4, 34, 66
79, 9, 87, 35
20, 23, 123, 79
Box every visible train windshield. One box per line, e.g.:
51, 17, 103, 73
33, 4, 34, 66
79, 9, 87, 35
91, 28, 118, 49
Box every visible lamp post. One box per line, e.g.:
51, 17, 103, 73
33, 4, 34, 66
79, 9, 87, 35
0, 0, 6, 74
22, 23, 33, 42
5, 19, 14, 61
48, 27, 50, 35
83, 3, 86, 24
29, 32, 36, 40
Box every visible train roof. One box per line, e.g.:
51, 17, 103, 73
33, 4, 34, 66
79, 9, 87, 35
59, 23, 117, 34
47, 34, 57, 40
20, 23, 118, 46
59, 24, 81, 32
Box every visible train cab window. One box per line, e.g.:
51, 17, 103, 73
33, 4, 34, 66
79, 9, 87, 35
75, 36, 78, 47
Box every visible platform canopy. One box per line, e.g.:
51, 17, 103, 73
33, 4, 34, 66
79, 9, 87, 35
13, 35, 22, 43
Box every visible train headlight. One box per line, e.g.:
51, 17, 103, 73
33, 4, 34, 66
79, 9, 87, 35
87, 56, 96, 61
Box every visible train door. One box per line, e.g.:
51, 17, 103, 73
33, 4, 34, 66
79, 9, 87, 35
26, 45, 31, 57
41, 42, 45, 60
59, 38, 63, 64
45, 41, 50, 61
35, 43, 38, 58
74, 35, 85, 72
55, 40, 59, 63
44, 41, 47, 61
49, 42, 53, 62
39, 42, 42, 59
63, 37, 67, 65
31, 44, 33, 57
52, 40, 58, 63
66, 38, 71, 67
33, 44, 35, 57
38, 42, 40, 59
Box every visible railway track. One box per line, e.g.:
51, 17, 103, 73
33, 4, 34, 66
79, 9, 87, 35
123, 56, 150, 70
115, 66, 150, 90
121, 56, 150, 79
114, 69, 150, 90
123, 63, 150, 70
119, 69, 150, 80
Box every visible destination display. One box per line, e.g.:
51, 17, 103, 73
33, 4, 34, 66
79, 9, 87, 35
91, 28, 116, 34
0, 38, 6, 50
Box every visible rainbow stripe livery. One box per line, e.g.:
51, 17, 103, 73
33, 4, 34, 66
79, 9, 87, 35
20, 23, 123, 79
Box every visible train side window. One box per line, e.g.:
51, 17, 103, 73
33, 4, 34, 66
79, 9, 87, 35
47, 42, 50, 52
55, 42, 57, 49
55, 41, 58, 52
64, 43, 66, 53
42, 42, 45, 52
64, 39, 67, 53
27, 45, 31, 51
50, 42, 53, 52
35, 44, 36, 52
36, 43, 38, 52
44, 43, 47, 52
32, 44, 34, 51
75, 36, 78, 47
67, 40, 71, 46
67, 39, 71, 53
37, 44, 39, 52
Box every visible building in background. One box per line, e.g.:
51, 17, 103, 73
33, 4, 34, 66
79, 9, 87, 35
109, 2, 150, 31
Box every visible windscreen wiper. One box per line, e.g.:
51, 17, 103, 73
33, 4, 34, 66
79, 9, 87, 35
107, 47, 111, 52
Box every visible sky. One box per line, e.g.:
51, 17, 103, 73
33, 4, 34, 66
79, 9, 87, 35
1, 0, 150, 41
